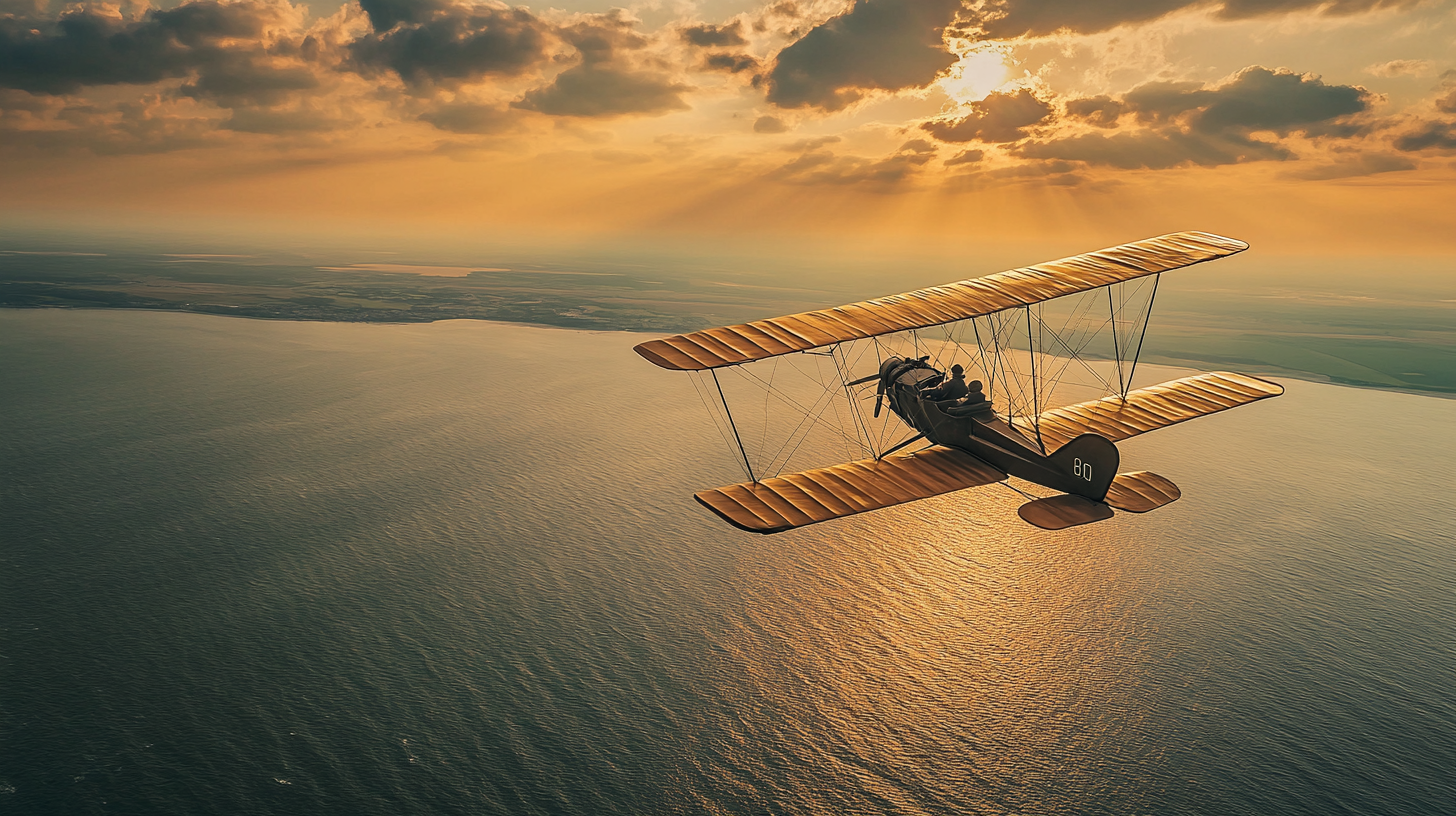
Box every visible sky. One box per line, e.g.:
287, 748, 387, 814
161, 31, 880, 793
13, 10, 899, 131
1, 0, 1455, 257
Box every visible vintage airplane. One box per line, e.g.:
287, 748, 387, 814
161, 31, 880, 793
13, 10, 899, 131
633, 231, 1283, 533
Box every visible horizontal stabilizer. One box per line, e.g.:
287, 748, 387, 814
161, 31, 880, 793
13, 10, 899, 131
635, 231, 1247, 371
1105, 471, 1181, 513
695, 447, 1005, 534
1030, 372, 1283, 451
1017, 495, 1115, 530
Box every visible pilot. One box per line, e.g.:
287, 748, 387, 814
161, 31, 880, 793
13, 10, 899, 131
920, 364, 969, 401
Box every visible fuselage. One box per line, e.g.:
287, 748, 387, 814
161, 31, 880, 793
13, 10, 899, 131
879, 357, 1118, 501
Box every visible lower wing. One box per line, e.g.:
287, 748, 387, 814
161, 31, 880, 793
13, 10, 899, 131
694, 447, 1006, 534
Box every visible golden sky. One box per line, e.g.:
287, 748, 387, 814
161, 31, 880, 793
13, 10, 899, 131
2, 0, 1454, 253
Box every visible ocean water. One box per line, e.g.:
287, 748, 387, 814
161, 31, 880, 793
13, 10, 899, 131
2, 310, 1454, 816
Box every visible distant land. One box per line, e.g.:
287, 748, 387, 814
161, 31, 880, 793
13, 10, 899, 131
3, 246, 1454, 396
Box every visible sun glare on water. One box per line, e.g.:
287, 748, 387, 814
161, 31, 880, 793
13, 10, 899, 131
939, 47, 1011, 104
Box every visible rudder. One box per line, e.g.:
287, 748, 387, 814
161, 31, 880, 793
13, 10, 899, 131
1047, 433, 1118, 501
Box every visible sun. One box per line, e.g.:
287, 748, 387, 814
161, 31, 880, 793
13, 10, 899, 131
939, 46, 1011, 105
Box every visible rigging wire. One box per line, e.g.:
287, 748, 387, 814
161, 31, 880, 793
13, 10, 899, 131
712, 369, 756, 483
688, 371, 749, 482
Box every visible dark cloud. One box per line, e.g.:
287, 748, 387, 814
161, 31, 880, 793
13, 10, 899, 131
753, 114, 788, 133
1182, 67, 1369, 136
944, 148, 982, 165
0, 1, 304, 96
1019, 67, 1373, 169
179, 54, 319, 107
1393, 120, 1456, 151
516, 67, 689, 116
1119, 80, 1209, 121
921, 89, 1052, 143
681, 21, 747, 47
702, 53, 760, 74
978, 0, 1187, 39
0, 0, 47, 15
1064, 94, 1122, 127
357, 0, 444, 31
514, 16, 690, 117
764, 0, 964, 111
347, 2, 553, 87
978, 0, 1423, 39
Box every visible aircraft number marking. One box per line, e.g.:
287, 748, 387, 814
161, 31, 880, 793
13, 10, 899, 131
1073, 458, 1093, 481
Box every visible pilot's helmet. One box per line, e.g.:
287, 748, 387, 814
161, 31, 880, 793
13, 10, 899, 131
968, 379, 984, 392
951, 364, 964, 377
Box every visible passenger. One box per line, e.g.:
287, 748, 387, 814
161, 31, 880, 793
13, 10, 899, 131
965, 379, 987, 404
920, 364, 969, 401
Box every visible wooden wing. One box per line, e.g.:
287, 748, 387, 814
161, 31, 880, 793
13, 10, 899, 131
635, 231, 1247, 371
1028, 372, 1284, 452
694, 447, 1006, 534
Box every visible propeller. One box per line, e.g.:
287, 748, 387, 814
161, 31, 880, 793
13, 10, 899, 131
874, 377, 886, 418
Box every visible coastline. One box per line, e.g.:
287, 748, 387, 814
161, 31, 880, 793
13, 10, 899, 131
5, 303, 1454, 401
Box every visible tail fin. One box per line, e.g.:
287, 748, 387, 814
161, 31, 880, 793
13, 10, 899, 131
1047, 433, 1118, 501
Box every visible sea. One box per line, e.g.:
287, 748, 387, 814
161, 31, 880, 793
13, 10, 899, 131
2, 309, 1454, 815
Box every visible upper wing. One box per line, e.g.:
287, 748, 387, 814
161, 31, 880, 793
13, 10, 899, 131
694, 446, 1006, 534
1028, 371, 1284, 452
634, 231, 1247, 371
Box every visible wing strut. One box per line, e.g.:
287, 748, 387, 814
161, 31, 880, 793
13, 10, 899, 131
712, 369, 756, 483
1123, 273, 1159, 396
1027, 305, 1046, 454
876, 432, 926, 460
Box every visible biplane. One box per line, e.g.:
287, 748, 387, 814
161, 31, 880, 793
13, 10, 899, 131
633, 231, 1283, 532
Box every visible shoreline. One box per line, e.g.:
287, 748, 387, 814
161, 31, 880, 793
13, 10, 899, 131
6, 303, 1455, 402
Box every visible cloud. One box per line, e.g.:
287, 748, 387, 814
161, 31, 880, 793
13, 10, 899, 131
681, 21, 747, 48
514, 15, 690, 117
769, 138, 936, 187
517, 67, 690, 116
944, 148, 982, 165
1365, 59, 1434, 78
179, 54, 320, 107
347, 1, 554, 87
1018, 67, 1374, 169
0, 0, 313, 96
1393, 120, 1456, 151
1181, 67, 1370, 136
1063, 95, 1123, 128
977, 0, 1424, 39
1437, 72, 1456, 114
702, 53, 760, 74
921, 89, 1053, 143
764, 0, 964, 111
754, 114, 788, 133
0, 92, 224, 154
